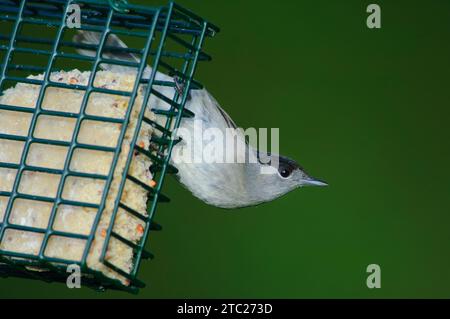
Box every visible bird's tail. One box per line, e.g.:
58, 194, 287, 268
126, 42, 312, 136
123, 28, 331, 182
73, 31, 151, 75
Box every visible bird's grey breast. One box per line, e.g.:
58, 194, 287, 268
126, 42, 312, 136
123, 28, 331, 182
148, 82, 249, 208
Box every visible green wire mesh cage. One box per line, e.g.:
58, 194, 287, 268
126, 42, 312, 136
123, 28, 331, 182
0, 0, 218, 293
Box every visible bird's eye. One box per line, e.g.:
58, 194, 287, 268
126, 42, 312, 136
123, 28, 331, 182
279, 168, 291, 178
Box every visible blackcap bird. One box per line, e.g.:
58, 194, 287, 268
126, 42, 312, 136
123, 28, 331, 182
74, 31, 327, 209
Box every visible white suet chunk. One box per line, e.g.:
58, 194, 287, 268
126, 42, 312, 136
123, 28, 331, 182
0, 69, 157, 285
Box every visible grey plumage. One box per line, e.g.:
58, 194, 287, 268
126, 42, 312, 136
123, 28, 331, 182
73, 31, 327, 209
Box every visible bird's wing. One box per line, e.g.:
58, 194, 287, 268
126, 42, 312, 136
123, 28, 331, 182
74, 31, 241, 131
203, 90, 238, 129
215, 101, 238, 129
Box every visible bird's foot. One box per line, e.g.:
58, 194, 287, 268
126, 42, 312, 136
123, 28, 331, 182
174, 76, 192, 101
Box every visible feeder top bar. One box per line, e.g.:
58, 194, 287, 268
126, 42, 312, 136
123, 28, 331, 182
108, 0, 128, 12
105, 0, 220, 34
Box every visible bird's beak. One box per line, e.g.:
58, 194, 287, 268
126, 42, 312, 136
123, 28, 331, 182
301, 176, 328, 187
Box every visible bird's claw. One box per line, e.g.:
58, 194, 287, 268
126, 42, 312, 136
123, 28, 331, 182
174, 76, 192, 101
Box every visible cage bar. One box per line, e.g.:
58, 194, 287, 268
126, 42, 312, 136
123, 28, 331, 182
0, 0, 218, 293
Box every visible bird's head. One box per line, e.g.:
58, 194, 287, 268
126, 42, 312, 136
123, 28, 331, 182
274, 155, 328, 188
246, 152, 327, 205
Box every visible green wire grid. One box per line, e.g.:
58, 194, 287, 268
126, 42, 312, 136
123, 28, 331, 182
0, 0, 218, 293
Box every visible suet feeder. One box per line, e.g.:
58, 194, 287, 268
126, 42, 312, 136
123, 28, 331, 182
0, 0, 218, 293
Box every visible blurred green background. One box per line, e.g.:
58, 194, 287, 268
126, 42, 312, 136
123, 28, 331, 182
2, 0, 450, 298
